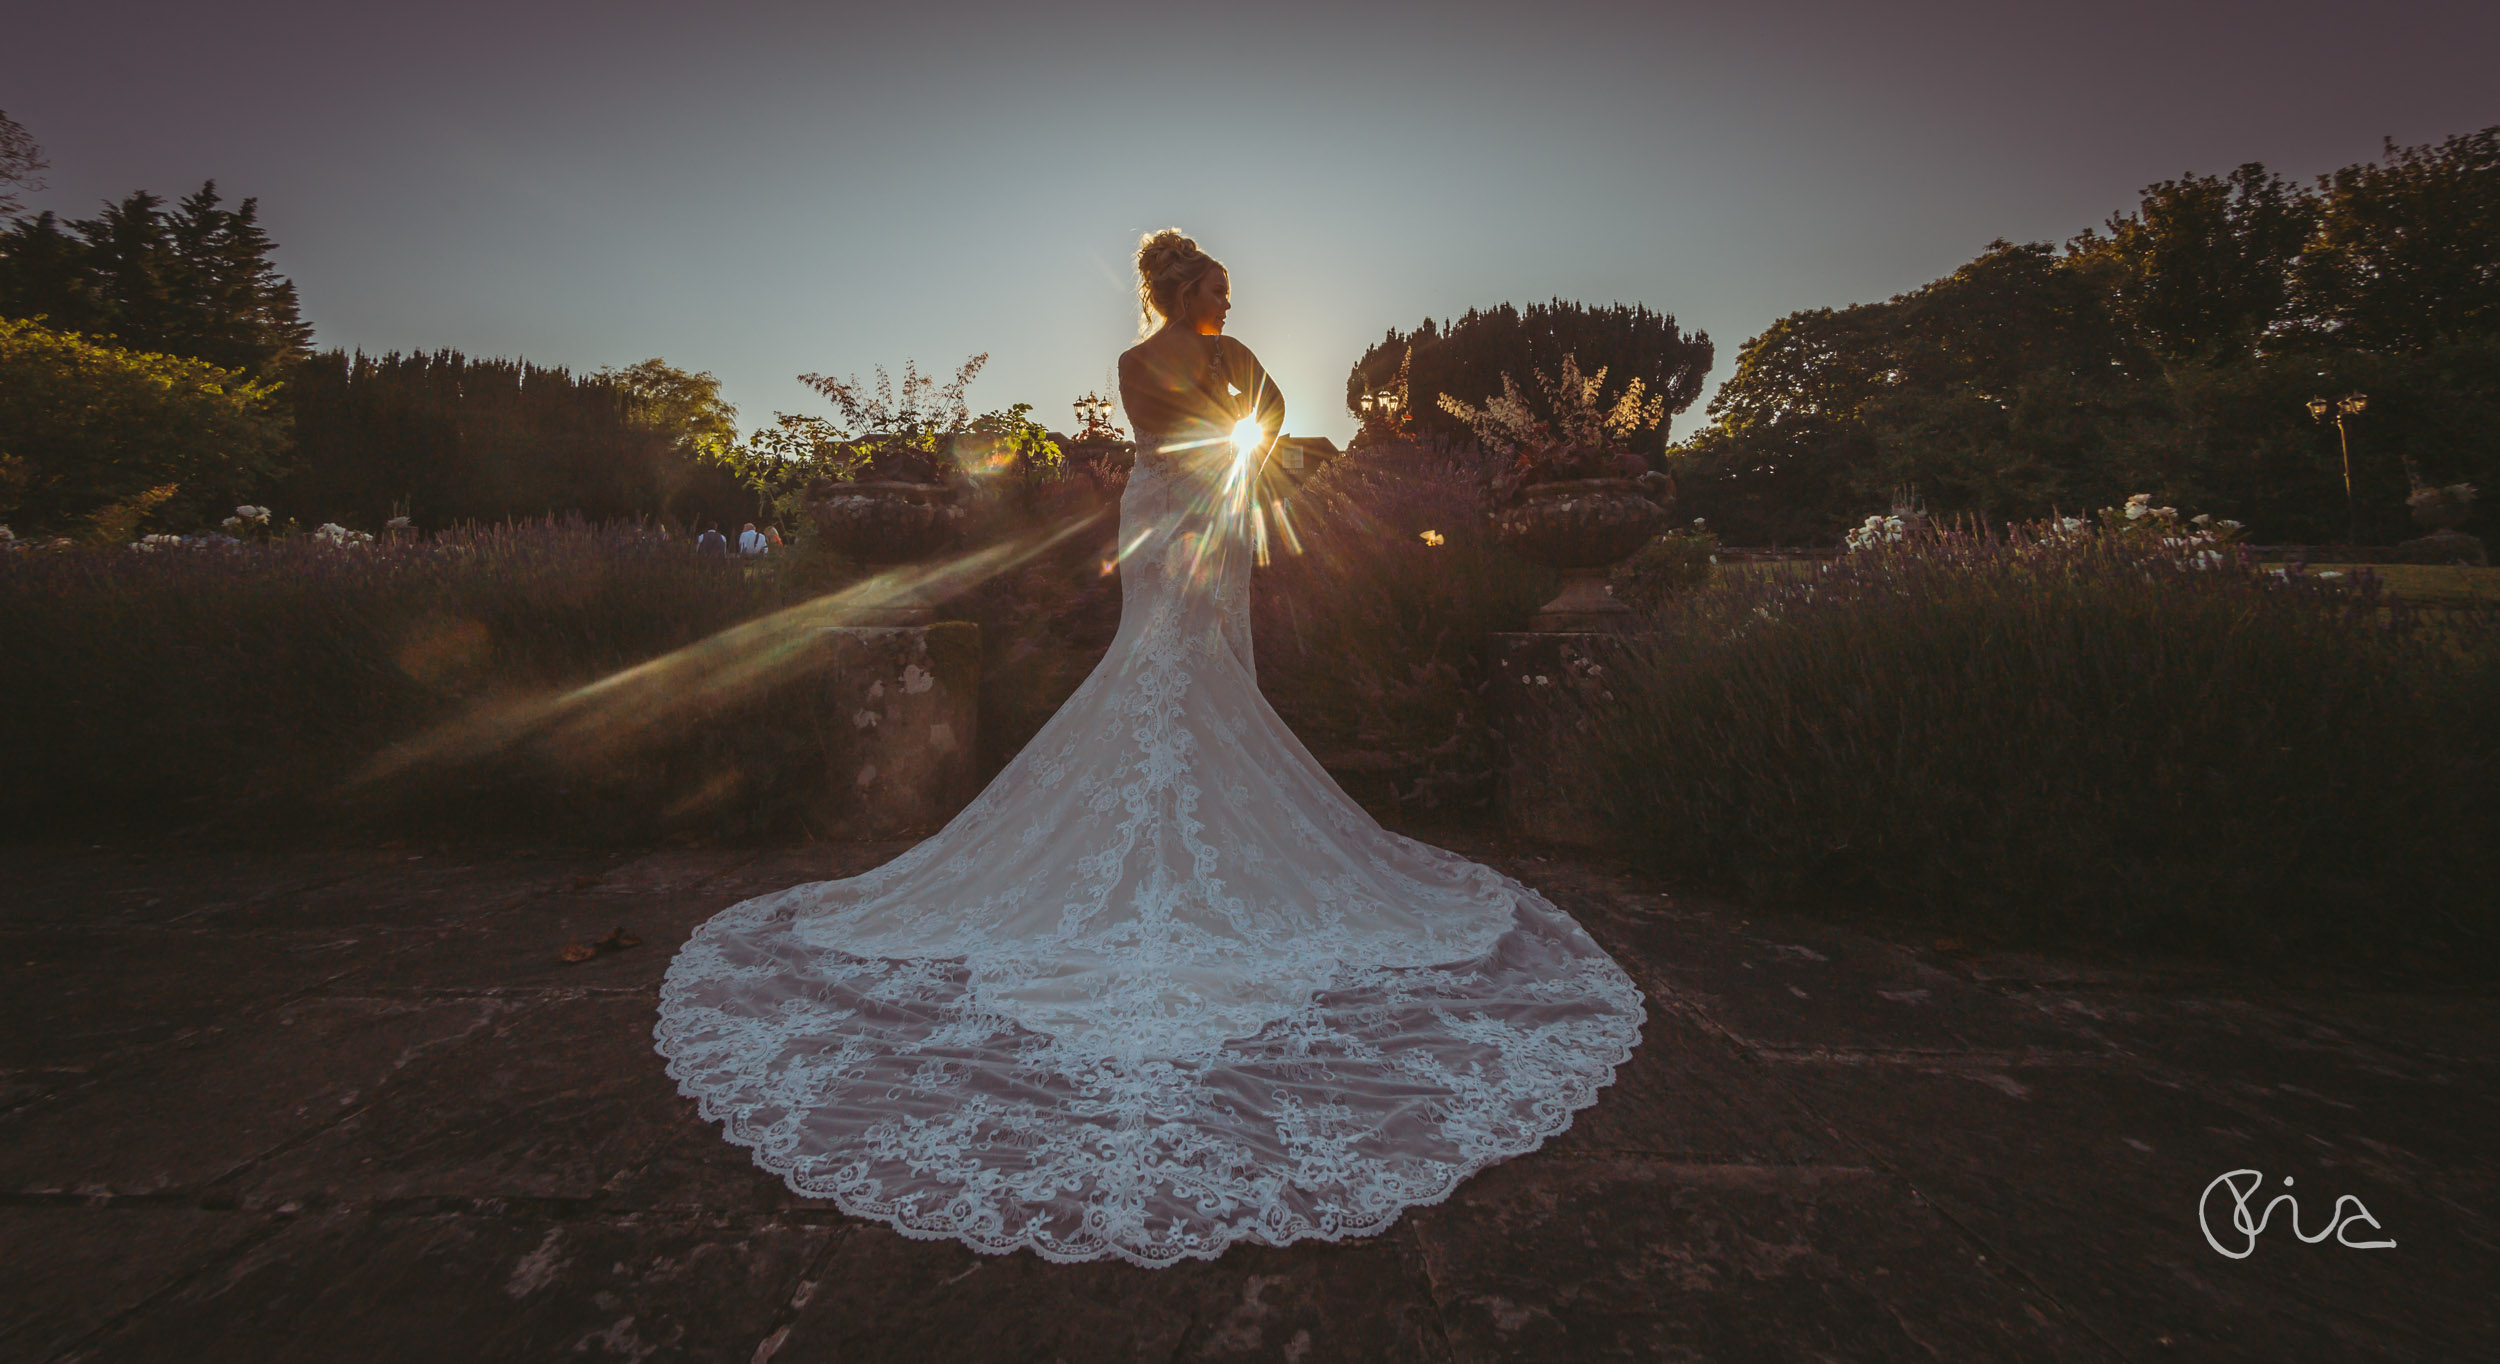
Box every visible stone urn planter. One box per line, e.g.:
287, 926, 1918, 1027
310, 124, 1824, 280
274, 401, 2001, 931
806, 475, 968, 624
1494, 472, 1673, 632
2397, 484, 2488, 566
2409, 486, 2476, 532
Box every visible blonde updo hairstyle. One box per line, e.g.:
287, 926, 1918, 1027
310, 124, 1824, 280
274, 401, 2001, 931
1135, 228, 1223, 335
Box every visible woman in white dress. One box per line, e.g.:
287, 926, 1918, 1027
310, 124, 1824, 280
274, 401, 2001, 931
654, 230, 1644, 1267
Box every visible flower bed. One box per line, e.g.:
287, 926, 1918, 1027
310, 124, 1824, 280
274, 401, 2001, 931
1581, 523, 2500, 964
0, 521, 817, 838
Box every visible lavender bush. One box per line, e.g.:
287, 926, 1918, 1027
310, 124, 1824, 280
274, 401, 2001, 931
1583, 523, 2499, 960
0, 521, 820, 837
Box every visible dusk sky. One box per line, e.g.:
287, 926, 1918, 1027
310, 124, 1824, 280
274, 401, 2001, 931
7, 0, 2495, 443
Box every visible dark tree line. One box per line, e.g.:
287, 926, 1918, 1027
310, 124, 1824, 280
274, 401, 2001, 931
1345, 300, 1714, 456
1675, 128, 2500, 545
0, 144, 749, 533
277, 350, 753, 531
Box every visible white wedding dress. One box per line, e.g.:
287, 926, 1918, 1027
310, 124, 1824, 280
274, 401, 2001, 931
655, 410, 1645, 1267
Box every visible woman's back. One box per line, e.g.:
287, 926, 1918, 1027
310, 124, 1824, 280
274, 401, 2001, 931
1119, 332, 1281, 446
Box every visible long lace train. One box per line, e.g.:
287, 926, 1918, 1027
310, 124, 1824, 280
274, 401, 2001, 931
654, 438, 1644, 1267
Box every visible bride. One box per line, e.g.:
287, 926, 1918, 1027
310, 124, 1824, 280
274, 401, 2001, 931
654, 229, 1644, 1267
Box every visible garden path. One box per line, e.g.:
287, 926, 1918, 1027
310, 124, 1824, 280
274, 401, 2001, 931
1, 835, 2489, 1362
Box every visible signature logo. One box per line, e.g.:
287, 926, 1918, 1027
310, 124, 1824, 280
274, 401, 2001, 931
2199, 1170, 2397, 1259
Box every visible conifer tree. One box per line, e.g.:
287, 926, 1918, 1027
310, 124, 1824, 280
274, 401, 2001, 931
0, 181, 311, 378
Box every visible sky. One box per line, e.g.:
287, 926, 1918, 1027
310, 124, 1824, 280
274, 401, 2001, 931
6, 0, 2496, 444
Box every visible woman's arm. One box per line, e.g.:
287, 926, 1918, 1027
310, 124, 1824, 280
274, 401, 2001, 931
1223, 337, 1286, 438
1116, 347, 1150, 434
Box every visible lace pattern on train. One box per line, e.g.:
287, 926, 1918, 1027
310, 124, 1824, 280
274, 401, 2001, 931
655, 438, 1645, 1266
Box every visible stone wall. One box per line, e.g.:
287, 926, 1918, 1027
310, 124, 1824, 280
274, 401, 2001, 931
359, 621, 983, 845
813, 623, 981, 838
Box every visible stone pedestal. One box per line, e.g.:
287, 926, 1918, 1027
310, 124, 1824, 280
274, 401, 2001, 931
1493, 477, 1669, 635
1529, 567, 1637, 633
813, 623, 980, 838
1489, 632, 1626, 848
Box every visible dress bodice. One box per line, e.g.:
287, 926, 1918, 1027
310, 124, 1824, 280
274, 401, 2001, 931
1120, 333, 1284, 456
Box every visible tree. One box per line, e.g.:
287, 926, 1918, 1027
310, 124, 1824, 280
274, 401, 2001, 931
274, 349, 752, 529
0, 182, 312, 378
0, 315, 290, 533
2297, 127, 2500, 351
1346, 301, 1712, 456
0, 109, 46, 218
600, 357, 741, 460
1694, 304, 1894, 442
1675, 242, 2151, 540
598, 357, 744, 521
1673, 131, 2500, 545
2069, 164, 2316, 364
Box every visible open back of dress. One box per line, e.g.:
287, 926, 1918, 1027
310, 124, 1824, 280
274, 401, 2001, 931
655, 362, 1644, 1267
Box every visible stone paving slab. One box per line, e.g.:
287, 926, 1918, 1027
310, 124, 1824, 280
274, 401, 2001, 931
767, 1223, 1446, 1362
1773, 1060, 2491, 1360
0, 1205, 274, 1361
1537, 1010, 1835, 1167
237, 995, 683, 1208
0, 994, 512, 1198
69, 1208, 837, 1363
1404, 1156, 2091, 1362
0, 838, 2491, 1361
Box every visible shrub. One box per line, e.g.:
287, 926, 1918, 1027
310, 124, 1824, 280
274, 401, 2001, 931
1253, 440, 1554, 812
1611, 527, 1717, 612
1583, 525, 2499, 963
0, 521, 821, 838
0, 316, 290, 533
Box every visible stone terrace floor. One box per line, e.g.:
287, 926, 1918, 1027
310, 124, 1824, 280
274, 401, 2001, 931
1, 835, 2491, 1362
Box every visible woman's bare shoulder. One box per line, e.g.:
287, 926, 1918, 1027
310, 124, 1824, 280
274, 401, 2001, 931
1216, 334, 1265, 373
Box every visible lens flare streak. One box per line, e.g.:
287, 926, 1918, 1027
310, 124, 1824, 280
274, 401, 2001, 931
1101, 527, 1158, 576
353, 510, 1109, 786
1268, 498, 1303, 557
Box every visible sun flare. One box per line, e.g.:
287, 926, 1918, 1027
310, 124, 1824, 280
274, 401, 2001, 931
1230, 417, 1264, 456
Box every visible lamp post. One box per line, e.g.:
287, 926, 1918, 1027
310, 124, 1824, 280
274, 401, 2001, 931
2307, 392, 2367, 545
1360, 387, 1401, 442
